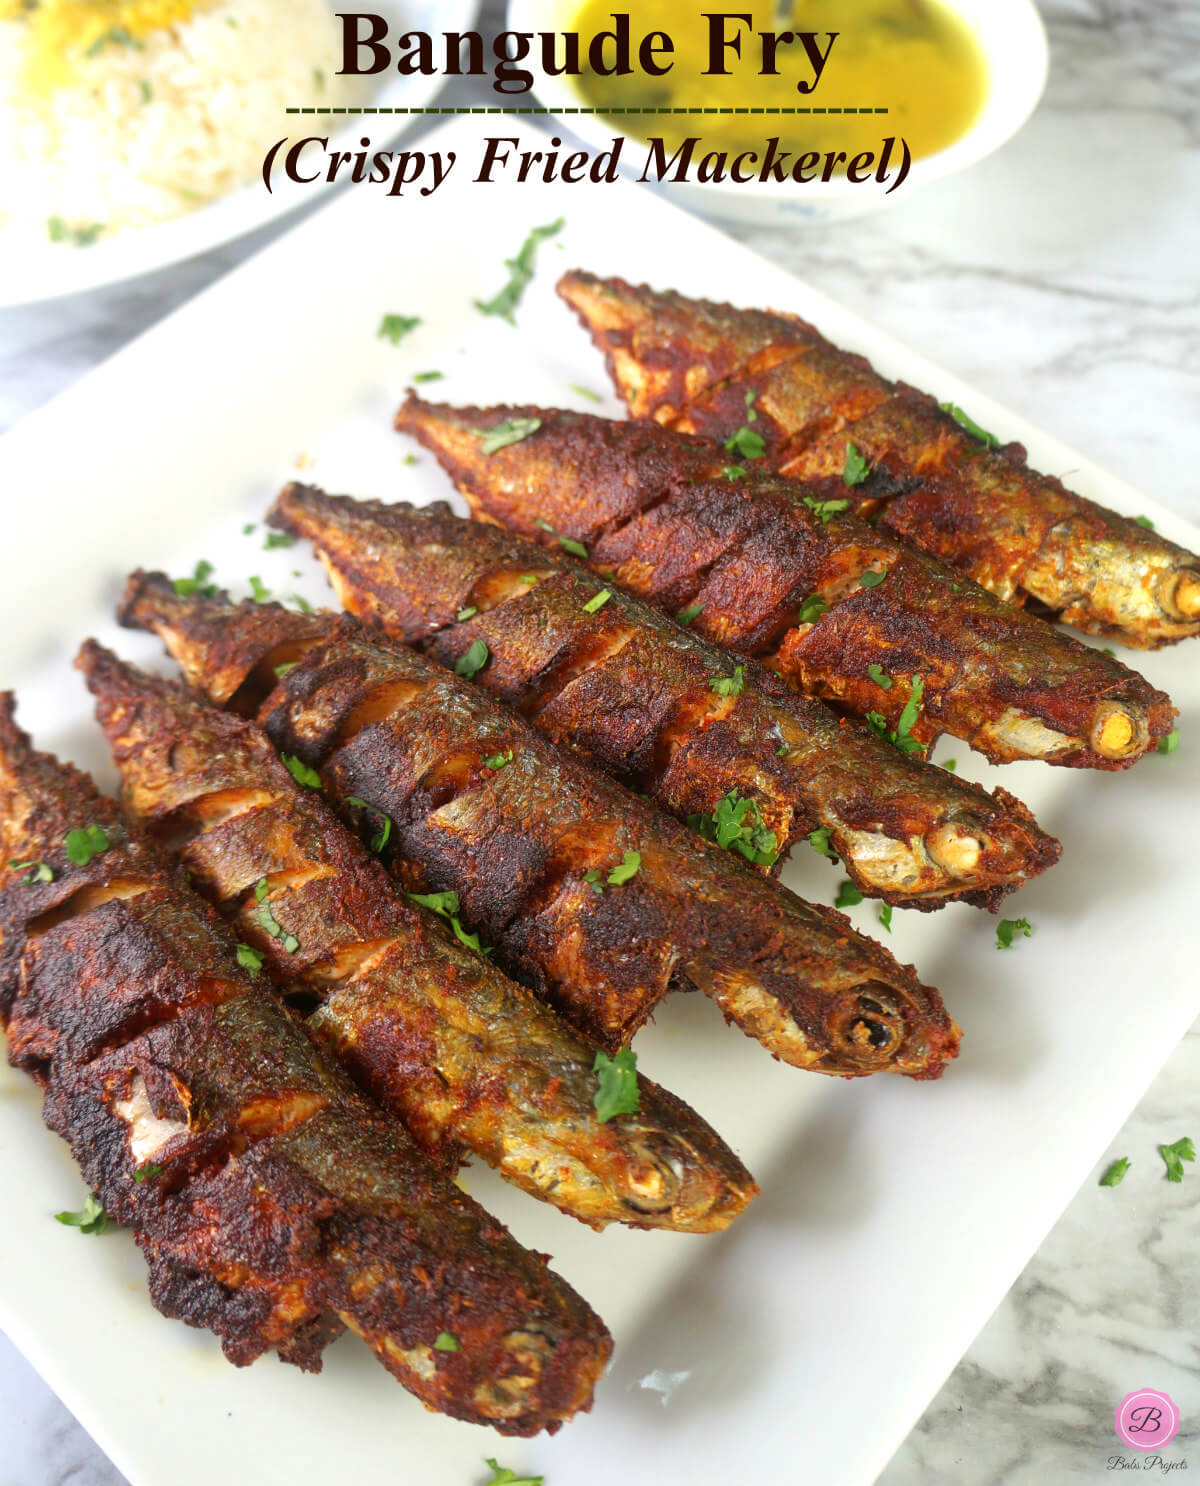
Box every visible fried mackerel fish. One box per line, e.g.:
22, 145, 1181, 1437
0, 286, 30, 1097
268, 483, 1059, 911
117, 578, 959, 1080
79, 641, 753, 1235
0, 695, 609, 1434
394, 396, 1175, 772
558, 270, 1200, 650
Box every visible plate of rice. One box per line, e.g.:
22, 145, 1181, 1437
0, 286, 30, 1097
0, 0, 477, 306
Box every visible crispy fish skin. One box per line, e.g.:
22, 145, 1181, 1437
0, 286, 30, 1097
268, 484, 1060, 911
393, 396, 1176, 773
0, 695, 611, 1433
558, 270, 1200, 650
116, 583, 960, 1081
79, 640, 755, 1235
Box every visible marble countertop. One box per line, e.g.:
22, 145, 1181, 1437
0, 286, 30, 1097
1, 1, 1197, 1482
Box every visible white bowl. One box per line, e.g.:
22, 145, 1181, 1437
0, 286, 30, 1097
506, 0, 1049, 224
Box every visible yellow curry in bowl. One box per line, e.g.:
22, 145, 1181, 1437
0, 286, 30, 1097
571, 0, 988, 164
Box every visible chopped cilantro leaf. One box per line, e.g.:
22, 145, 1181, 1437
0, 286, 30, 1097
878, 902, 893, 933
676, 603, 705, 627
133, 1163, 163, 1183
744, 389, 759, 422
808, 826, 838, 860
242, 523, 256, 535
484, 1460, 544, 1486
939, 402, 1000, 449
412, 370, 443, 383
709, 666, 745, 698
248, 575, 271, 603
607, 849, 641, 886
475, 417, 542, 455
867, 663, 892, 689
253, 878, 299, 953
236, 943, 265, 975
290, 594, 314, 614
803, 495, 851, 524
378, 314, 421, 345
843, 441, 870, 487
722, 465, 747, 481
456, 606, 478, 622
262, 531, 294, 551
570, 383, 602, 403
173, 559, 217, 598
47, 215, 104, 247
797, 594, 828, 625
406, 890, 490, 954
455, 639, 490, 680
834, 880, 863, 909
1158, 729, 1180, 755
996, 916, 1033, 950
593, 1047, 639, 1123
484, 750, 514, 771
863, 675, 926, 757
1135, 515, 1155, 529
138, 79, 152, 104
723, 426, 766, 460
858, 567, 887, 590
518, 574, 541, 586
583, 867, 605, 895
282, 754, 322, 790
1099, 1157, 1130, 1188
86, 24, 141, 55
474, 218, 565, 324
534, 517, 588, 558
346, 797, 392, 853
274, 661, 297, 679
687, 791, 780, 867
1160, 1137, 1195, 1183
433, 1331, 461, 1352
64, 824, 110, 866
56, 1195, 108, 1234
582, 588, 612, 614
7, 859, 53, 885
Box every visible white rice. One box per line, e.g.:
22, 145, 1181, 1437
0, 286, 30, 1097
0, 0, 364, 243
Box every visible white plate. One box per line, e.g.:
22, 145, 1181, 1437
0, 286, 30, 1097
0, 114, 1195, 1486
0, 0, 477, 308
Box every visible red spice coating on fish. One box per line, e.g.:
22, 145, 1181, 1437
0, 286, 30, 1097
557, 270, 1200, 650
392, 396, 1175, 772
0, 693, 610, 1433
267, 483, 1059, 911
115, 582, 959, 1080
79, 638, 756, 1235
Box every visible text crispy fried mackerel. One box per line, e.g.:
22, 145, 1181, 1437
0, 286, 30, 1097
262, 11, 914, 199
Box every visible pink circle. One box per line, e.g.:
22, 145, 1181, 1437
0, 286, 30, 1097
1114, 1388, 1180, 1451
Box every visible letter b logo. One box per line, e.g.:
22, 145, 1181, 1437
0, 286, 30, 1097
1115, 1389, 1180, 1450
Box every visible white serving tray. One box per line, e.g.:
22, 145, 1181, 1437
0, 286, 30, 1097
0, 114, 1195, 1486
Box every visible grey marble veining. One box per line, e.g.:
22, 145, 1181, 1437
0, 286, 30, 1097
1, 2, 1197, 1483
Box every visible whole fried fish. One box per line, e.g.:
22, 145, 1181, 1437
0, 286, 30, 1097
393, 396, 1176, 772
558, 270, 1200, 650
0, 694, 610, 1434
267, 483, 1060, 911
117, 578, 960, 1080
78, 640, 755, 1235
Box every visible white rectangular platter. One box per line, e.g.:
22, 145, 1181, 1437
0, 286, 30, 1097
0, 115, 1196, 1486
